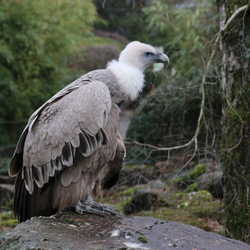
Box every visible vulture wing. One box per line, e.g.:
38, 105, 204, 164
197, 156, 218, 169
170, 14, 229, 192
10, 80, 115, 221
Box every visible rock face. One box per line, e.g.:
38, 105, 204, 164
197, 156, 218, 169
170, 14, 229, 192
0, 212, 249, 250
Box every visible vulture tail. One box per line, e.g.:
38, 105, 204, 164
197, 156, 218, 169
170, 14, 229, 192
14, 172, 40, 222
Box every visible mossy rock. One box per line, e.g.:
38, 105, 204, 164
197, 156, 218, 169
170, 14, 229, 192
189, 164, 205, 180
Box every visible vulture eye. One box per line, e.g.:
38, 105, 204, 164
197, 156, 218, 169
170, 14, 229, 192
145, 52, 153, 56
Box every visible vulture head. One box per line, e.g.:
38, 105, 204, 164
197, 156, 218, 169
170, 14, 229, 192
107, 41, 169, 101
119, 41, 169, 71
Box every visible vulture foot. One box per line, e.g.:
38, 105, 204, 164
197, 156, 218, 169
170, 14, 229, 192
75, 196, 121, 217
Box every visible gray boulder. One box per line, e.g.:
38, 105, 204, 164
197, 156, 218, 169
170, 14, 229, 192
124, 180, 166, 215
0, 212, 249, 250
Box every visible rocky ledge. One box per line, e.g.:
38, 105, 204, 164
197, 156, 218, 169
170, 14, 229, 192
0, 211, 249, 250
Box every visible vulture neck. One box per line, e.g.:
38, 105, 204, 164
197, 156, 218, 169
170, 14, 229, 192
107, 60, 144, 101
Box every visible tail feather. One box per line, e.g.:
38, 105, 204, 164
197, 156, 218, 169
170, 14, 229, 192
14, 172, 38, 222
14, 172, 58, 222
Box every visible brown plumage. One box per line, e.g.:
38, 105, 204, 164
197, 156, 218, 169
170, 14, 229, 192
9, 41, 169, 222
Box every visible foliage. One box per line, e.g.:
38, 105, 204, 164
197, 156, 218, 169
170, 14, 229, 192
94, 0, 151, 43
68, 45, 120, 72
0, 0, 96, 145
126, 85, 200, 162
126, 82, 222, 163
143, 0, 219, 78
126, 0, 222, 163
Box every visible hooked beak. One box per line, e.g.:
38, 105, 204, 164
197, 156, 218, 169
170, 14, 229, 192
154, 52, 170, 65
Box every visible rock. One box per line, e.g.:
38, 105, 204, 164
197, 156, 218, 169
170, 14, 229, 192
198, 170, 224, 198
124, 180, 166, 215
0, 212, 249, 250
0, 184, 14, 207
124, 189, 157, 215
167, 158, 224, 198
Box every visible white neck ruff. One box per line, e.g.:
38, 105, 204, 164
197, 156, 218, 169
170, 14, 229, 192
107, 60, 144, 101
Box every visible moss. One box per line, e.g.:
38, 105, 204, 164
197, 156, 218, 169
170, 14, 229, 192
173, 177, 183, 188
203, 224, 212, 232
64, 219, 77, 225
189, 164, 205, 180
176, 192, 182, 197
138, 236, 148, 243
98, 181, 224, 234
194, 190, 212, 202
135, 230, 144, 235
0, 212, 15, 220
186, 182, 198, 192
1, 218, 18, 227
0, 212, 18, 234
122, 187, 135, 197
178, 201, 189, 209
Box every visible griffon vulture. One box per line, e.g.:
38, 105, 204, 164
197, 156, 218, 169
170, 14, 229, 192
9, 41, 169, 222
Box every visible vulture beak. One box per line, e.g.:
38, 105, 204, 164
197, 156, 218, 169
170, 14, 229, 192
154, 52, 170, 65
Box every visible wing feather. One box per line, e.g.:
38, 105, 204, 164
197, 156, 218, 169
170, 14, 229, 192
12, 81, 112, 194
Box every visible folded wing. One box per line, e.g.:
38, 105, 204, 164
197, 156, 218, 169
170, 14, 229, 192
9, 81, 112, 194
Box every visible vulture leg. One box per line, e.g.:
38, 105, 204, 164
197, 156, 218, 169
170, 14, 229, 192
75, 196, 120, 217
75, 135, 125, 217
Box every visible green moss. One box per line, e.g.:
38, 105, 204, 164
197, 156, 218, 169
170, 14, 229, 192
1, 218, 17, 227
203, 224, 212, 232
122, 187, 135, 197
138, 236, 148, 243
64, 219, 77, 225
173, 177, 183, 188
186, 182, 198, 192
0, 212, 15, 220
189, 164, 205, 180
0, 212, 18, 234
196, 190, 211, 198
135, 230, 144, 235
178, 201, 189, 209
176, 192, 182, 197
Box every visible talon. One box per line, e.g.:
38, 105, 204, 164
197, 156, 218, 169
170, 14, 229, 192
75, 196, 120, 217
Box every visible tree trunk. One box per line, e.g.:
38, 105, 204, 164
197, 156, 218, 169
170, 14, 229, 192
218, 0, 250, 242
